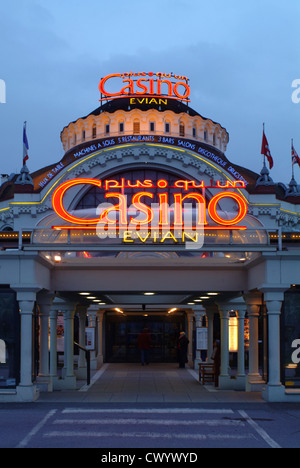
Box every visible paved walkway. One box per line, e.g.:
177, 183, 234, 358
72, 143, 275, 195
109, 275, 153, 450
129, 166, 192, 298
38, 363, 265, 404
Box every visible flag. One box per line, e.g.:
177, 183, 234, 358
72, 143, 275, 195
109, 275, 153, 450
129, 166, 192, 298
292, 143, 300, 167
23, 123, 29, 165
261, 129, 274, 170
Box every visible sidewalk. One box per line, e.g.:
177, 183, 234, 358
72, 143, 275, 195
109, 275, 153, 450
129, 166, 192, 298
38, 363, 265, 404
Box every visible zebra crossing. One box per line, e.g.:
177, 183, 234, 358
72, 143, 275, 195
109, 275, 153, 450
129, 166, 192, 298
17, 406, 281, 448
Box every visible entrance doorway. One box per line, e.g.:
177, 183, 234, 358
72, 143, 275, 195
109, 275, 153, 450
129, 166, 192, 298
105, 312, 185, 363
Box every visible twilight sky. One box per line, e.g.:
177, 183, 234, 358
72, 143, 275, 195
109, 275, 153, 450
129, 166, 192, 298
0, 0, 299, 185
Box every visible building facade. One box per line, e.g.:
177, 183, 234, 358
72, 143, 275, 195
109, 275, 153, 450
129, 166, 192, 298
0, 72, 300, 402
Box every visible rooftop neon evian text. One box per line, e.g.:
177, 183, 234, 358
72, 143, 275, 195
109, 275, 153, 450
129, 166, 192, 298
51, 178, 248, 230
99, 72, 191, 103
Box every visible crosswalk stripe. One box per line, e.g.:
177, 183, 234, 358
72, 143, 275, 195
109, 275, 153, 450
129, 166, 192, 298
62, 408, 234, 414
43, 430, 256, 441
238, 410, 281, 449
53, 418, 245, 426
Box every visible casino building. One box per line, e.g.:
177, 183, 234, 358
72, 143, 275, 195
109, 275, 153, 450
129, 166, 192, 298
0, 72, 300, 402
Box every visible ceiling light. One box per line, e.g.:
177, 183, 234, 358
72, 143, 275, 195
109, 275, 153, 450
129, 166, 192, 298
187, 302, 195, 305
168, 308, 177, 313
87, 296, 96, 300
200, 296, 210, 299
144, 292, 155, 296
54, 255, 62, 263
115, 308, 123, 313
79, 293, 90, 296
207, 293, 219, 296
194, 299, 202, 302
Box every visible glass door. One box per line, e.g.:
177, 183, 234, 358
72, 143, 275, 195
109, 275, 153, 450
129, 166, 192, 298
105, 313, 185, 363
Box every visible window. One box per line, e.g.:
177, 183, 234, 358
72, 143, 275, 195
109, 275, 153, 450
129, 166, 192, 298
105, 124, 110, 135
165, 122, 170, 133
179, 124, 185, 137
92, 125, 97, 139
204, 130, 208, 141
74, 133, 77, 145
0, 289, 20, 389
133, 121, 140, 134
0, 340, 6, 364
150, 121, 155, 132
213, 133, 216, 145
193, 127, 197, 138
82, 130, 86, 142
119, 122, 124, 133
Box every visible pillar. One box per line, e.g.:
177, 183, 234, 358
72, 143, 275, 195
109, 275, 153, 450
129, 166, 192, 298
49, 307, 58, 387
97, 310, 105, 367
236, 304, 247, 390
217, 304, 231, 389
49, 298, 77, 391
244, 292, 264, 391
205, 305, 217, 363
76, 305, 88, 379
63, 304, 77, 388
13, 288, 40, 402
193, 305, 207, 370
260, 288, 287, 402
186, 310, 194, 367
87, 305, 98, 370
37, 292, 54, 392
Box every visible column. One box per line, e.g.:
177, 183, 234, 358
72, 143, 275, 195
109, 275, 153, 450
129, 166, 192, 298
193, 305, 207, 370
37, 292, 54, 392
236, 305, 247, 390
261, 288, 286, 401
49, 298, 77, 391
244, 292, 264, 391
217, 304, 231, 389
63, 304, 77, 389
227, 297, 247, 390
186, 310, 194, 367
15, 288, 40, 402
205, 305, 217, 363
96, 310, 105, 367
87, 305, 98, 370
49, 307, 58, 388
76, 305, 88, 379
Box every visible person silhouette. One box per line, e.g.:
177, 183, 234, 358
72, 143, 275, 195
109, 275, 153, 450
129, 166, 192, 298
137, 328, 152, 366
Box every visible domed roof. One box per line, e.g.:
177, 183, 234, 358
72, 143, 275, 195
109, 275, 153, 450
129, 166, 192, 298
62, 97, 228, 135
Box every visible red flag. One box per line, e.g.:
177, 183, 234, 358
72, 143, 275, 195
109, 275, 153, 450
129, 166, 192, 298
261, 130, 274, 169
292, 144, 300, 167
23, 123, 29, 166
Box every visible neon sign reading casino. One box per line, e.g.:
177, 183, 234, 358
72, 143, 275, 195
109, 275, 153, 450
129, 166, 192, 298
99, 72, 191, 103
52, 178, 248, 247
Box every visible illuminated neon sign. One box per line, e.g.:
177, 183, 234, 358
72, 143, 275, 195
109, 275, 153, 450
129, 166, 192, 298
52, 178, 248, 231
99, 72, 191, 103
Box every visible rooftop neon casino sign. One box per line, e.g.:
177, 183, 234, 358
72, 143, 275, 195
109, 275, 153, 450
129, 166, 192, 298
99, 72, 191, 104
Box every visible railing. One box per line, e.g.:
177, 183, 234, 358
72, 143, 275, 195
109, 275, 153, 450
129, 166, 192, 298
22, 227, 283, 251
0, 227, 294, 252
64, 130, 222, 152
74, 342, 91, 386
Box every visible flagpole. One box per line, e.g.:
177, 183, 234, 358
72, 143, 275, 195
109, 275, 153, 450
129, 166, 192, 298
23, 121, 27, 167
263, 123, 266, 167
292, 138, 294, 179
